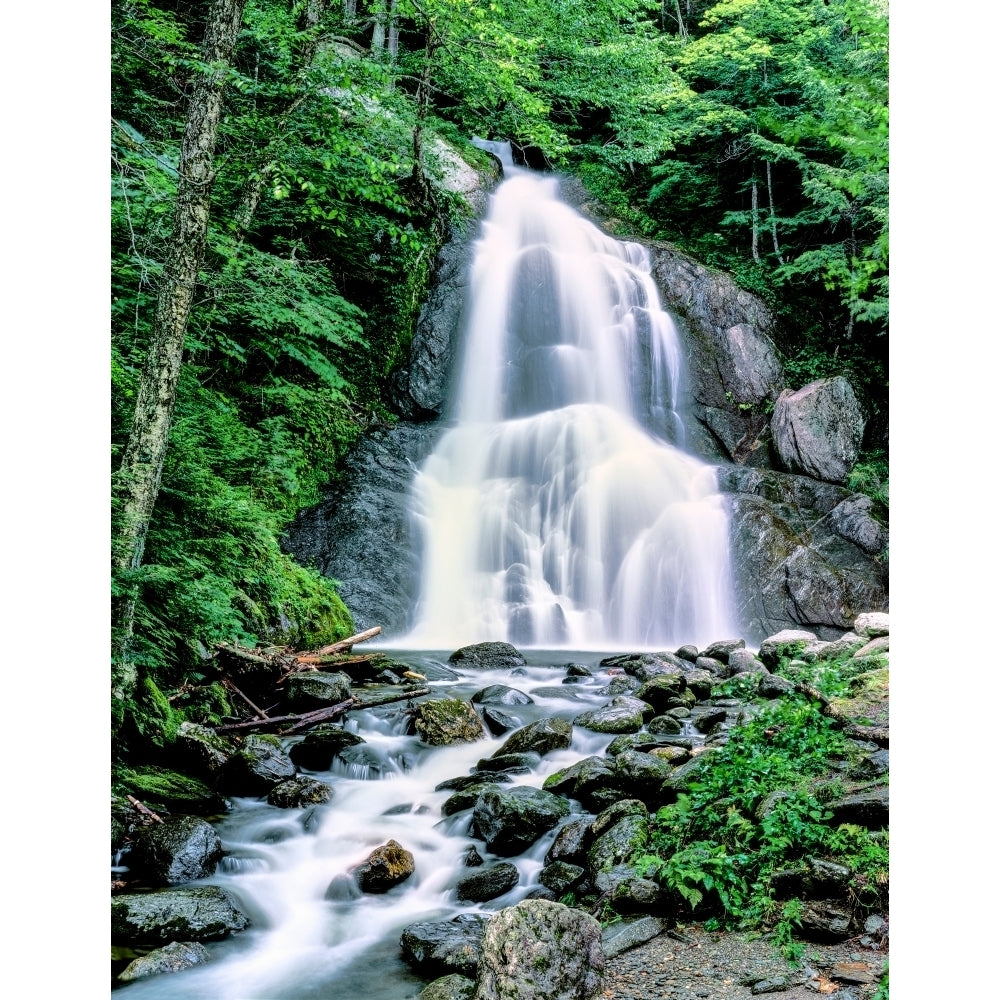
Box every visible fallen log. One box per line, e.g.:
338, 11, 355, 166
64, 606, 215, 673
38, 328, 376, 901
315, 626, 382, 656
126, 795, 164, 824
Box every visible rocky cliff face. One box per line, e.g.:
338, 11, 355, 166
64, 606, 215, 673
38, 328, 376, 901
285, 172, 888, 644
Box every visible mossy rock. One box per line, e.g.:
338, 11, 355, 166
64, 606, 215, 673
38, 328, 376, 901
116, 766, 227, 816
412, 698, 486, 745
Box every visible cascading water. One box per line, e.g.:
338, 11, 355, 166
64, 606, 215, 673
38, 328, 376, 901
403, 166, 736, 650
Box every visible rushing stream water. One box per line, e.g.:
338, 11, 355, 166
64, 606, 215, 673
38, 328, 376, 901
115, 651, 701, 999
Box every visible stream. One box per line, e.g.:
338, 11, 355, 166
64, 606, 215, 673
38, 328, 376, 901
114, 648, 704, 999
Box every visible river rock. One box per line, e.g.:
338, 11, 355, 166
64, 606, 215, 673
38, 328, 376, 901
455, 862, 520, 902
612, 749, 677, 801
471, 684, 534, 706
222, 734, 297, 796
771, 377, 865, 484
701, 639, 745, 662
352, 839, 416, 893
728, 648, 765, 675
493, 717, 572, 758
480, 707, 520, 735
573, 696, 650, 734
798, 900, 854, 941
635, 674, 687, 712
267, 776, 332, 808
473, 899, 604, 1000
539, 861, 586, 896
285, 671, 352, 711
420, 974, 476, 1000
112, 886, 251, 944
545, 817, 595, 867
758, 672, 795, 698
588, 803, 650, 874
646, 714, 683, 735
601, 916, 667, 958
449, 642, 527, 669
758, 629, 818, 668
401, 914, 487, 978
129, 815, 223, 885
117, 940, 212, 982
854, 611, 889, 637
595, 864, 664, 914
828, 785, 889, 829
471, 786, 570, 855
442, 783, 504, 817
288, 725, 364, 770
172, 722, 232, 779
413, 698, 486, 745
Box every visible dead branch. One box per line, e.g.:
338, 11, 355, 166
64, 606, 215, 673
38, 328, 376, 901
315, 626, 382, 656
126, 795, 164, 824
222, 678, 269, 720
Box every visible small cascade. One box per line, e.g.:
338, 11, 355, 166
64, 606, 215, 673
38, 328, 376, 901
402, 169, 736, 650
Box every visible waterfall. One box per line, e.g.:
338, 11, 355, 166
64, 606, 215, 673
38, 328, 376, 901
403, 169, 736, 650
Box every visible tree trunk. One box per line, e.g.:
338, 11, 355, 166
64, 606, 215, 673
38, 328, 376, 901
765, 160, 784, 263
388, 0, 399, 58
372, 1, 387, 52
750, 176, 761, 263
673, 0, 689, 40
111, 0, 247, 696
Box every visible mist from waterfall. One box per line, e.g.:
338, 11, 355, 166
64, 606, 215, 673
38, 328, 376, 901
403, 168, 736, 650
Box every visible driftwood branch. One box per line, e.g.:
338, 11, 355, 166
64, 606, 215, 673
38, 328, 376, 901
222, 677, 269, 720
315, 626, 382, 656
127, 795, 164, 824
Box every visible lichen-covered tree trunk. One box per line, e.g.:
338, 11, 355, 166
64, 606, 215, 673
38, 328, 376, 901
112, 0, 247, 702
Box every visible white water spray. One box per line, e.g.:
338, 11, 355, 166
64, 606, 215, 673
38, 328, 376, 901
404, 169, 736, 649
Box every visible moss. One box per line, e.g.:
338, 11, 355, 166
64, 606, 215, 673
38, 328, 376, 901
115, 765, 226, 815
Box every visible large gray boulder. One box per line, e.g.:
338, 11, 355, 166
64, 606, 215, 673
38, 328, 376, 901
771, 377, 866, 484
401, 914, 488, 979
473, 899, 604, 1000
471, 786, 570, 855
455, 862, 520, 903
285, 671, 352, 711
493, 717, 572, 758
129, 815, 223, 885
222, 734, 296, 796
112, 886, 250, 945
449, 642, 527, 670
573, 696, 650, 734
288, 725, 364, 770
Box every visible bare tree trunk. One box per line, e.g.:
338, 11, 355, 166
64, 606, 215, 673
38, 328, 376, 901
750, 176, 761, 263
765, 160, 784, 263
372, 1, 387, 52
388, 0, 399, 58
112, 0, 247, 698
342, 0, 356, 17
674, 0, 689, 39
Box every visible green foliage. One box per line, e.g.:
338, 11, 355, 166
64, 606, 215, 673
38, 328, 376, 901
632, 685, 888, 952
848, 451, 889, 517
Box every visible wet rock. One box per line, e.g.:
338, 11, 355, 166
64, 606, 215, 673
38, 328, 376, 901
481, 707, 520, 736
117, 940, 212, 982
596, 675, 639, 697
493, 717, 572, 758
352, 839, 416, 893
471, 684, 533, 706
172, 722, 232, 779
635, 675, 687, 712
449, 642, 527, 669
701, 639, 745, 662
473, 899, 604, 1000
442, 784, 500, 816
285, 671, 352, 711
476, 752, 540, 772
758, 673, 795, 698
288, 725, 364, 770
413, 698, 486, 745
267, 776, 332, 808
545, 817, 595, 867
222, 734, 296, 796
676, 645, 699, 662
588, 806, 650, 874
612, 749, 677, 801
455, 862, 520, 902
419, 974, 476, 1000
605, 733, 659, 756
728, 648, 766, 675
830, 495, 888, 556
771, 377, 865, 484
401, 914, 487, 979
683, 668, 715, 701
799, 900, 854, 941
112, 886, 251, 945
573, 696, 651, 734
437, 772, 513, 793
471, 786, 570, 855
828, 785, 889, 829
325, 873, 363, 901
118, 767, 226, 816
759, 629, 819, 668
129, 816, 223, 886
566, 663, 593, 678
543, 756, 613, 798
539, 861, 586, 896
646, 714, 683, 735
595, 864, 664, 914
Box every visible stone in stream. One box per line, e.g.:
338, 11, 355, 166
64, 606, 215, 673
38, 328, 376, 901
538, 861, 585, 897
129, 815, 223, 885
412, 698, 486, 745
471, 786, 570, 855
401, 913, 488, 979
266, 776, 332, 808
117, 940, 212, 982
472, 899, 604, 1000
172, 721, 233, 779
545, 817, 595, 867
221, 734, 296, 796
492, 717, 572, 758
351, 839, 416, 893
285, 671, 352, 711
455, 862, 520, 902
420, 974, 476, 1000
448, 642, 527, 669
573, 695, 652, 734
701, 639, 745, 662
471, 684, 534, 706
588, 808, 650, 875
112, 886, 251, 944
635, 674, 687, 712
288, 725, 364, 770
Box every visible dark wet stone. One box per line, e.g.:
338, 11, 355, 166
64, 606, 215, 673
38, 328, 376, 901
455, 862, 520, 902
129, 816, 223, 886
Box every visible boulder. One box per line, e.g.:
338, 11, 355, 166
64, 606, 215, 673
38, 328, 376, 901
601, 916, 667, 958
829, 496, 888, 556
828, 786, 889, 829
635, 675, 687, 713
449, 642, 527, 669
481, 707, 520, 735
455, 862, 520, 902
473, 899, 604, 1000
758, 629, 818, 668
267, 776, 332, 808
420, 974, 476, 1000
111, 886, 251, 945
285, 671, 352, 711
539, 861, 586, 896
493, 718, 572, 758
594, 864, 665, 914
352, 839, 416, 893
471, 786, 570, 855
798, 900, 855, 941
771, 377, 865, 484
545, 817, 595, 867
588, 803, 650, 874
288, 725, 364, 770
471, 685, 533, 706
129, 815, 223, 885
117, 940, 211, 982
573, 696, 651, 734
413, 699, 486, 745
701, 639, 745, 662
222, 734, 296, 796
646, 714, 683, 735
854, 635, 889, 658
172, 722, 232, 779
854, 612, 890, 637
401, 914, 487, 979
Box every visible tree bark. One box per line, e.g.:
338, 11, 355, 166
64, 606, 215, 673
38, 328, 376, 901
765, 160, 784, 263
750, 176, 761, 263
112, 0, 247, 693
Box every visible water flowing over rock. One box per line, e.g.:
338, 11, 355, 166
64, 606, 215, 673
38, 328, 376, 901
473, 899, 605, 1000
412, 698, 487, 745
771, 377, 866, 484
111, 886, 251, 945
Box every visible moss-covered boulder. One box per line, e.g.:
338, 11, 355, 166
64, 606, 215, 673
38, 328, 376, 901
112, 886, 250, 945
420, 974, 476, 1000
352, 839, 416, 893
288, 725, 364, 770
117, 940, 211, 982
172, 722, 233, 780
573, 696, 651, 734
448, 642, 526, 669
587, 805, 650, 876
285, 671, 352, 712
117, 767, 226, 816
267, 776, 332, 808
759, 629, 819, 668
413, 698, 486, 745
222, 734, 296, 796
129, 815, 223, 885
471, 786, 570, 855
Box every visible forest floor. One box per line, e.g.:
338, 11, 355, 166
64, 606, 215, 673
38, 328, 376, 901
602, 917, 887, 1000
